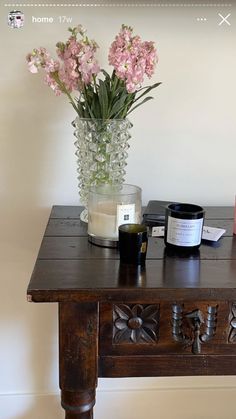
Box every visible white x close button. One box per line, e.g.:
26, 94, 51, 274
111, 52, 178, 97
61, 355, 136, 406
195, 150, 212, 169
218, 13, 231, 26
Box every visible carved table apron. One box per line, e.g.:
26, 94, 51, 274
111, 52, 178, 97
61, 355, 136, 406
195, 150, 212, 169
27, 205, 236, 418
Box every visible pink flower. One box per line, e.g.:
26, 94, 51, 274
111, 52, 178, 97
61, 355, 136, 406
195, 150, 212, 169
78, 44, 100, 84
26, 24, 160, 118
26, 47, 59, 73
55, 34, 100, 90
142, 41, 157, 78
44, 74, 61, 96
26, 48, 47, 73
26, 47, 63, 94
44, 58, 60, 73
108, 25, 158, 93
68, 37, 81, 55
27, 61, 39, 74
59, 59, 79, 92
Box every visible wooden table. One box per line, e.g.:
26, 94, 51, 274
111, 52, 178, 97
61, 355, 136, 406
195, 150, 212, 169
27, 205, 236, 418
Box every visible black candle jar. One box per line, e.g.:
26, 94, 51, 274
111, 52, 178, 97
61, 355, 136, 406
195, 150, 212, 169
164, 203, 205, 251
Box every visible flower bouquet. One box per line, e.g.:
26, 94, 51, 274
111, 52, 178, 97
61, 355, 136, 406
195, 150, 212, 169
27, 24, 161, 217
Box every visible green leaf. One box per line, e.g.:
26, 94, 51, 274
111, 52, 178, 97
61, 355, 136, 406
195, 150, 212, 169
127, 96, 154, 115
111, 69, 116, 80
98, 79, 109, 119
75, 100, 85, 118
102, 72, 111, 102
91, 93, 101, 119
111, 74, 120, 96
136, 82, 161, 93
133, 82, 162, 103
82, 87, 95, 119
109, 92, 128, 118
112, 85, 127, 99
101, 69, 111, 80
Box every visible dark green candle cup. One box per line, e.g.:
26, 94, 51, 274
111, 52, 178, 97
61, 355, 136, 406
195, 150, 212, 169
118, 224, 148, 265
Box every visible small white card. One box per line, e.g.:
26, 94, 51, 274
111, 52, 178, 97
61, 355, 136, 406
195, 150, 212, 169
202, 226, 226, 241
152, 225, 226, 242
152, 226, 165, 237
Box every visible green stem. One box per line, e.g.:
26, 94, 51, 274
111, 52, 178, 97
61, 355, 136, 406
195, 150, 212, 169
82, 85, 95, 119
110, 74, 120, 103
93, 74, 98, 95
51, 72, 78, 114
64, 89, 79, 114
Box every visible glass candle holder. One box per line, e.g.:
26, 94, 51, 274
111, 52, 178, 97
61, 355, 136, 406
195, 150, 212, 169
88, 184, 142, 247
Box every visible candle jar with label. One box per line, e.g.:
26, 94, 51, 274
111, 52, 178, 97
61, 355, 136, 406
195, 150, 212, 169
88, 184, 142, 247
164, 203, 205, 252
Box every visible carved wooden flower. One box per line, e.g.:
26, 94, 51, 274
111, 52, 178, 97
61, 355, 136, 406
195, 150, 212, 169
113, 304, 159, 344
229, 303, 236, 343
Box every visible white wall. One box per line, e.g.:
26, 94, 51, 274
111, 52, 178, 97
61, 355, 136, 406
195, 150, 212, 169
1, 2, 236, 418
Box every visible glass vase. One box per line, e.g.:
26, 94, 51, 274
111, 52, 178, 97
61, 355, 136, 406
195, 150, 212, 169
73, 117, 132, 222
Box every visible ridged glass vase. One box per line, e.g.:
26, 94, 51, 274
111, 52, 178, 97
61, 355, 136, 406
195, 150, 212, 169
73, 117, 132, 222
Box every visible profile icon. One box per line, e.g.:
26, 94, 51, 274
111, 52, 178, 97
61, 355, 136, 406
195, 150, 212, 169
8, 10, 24, 29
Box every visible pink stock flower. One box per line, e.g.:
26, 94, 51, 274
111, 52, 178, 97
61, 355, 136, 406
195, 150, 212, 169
27, 60, 38, 74
44, 58, 60, 73
44, 74, 61, 96
26, 48, 48, 73
68, 37, 81, 56
78, 45, 100, 84
108, 25, 158, 93
27, 47, 62, 93
27, 29, 100, 96
59, 59, 79, 92
55, 34, 100, 90
27, 24, 160, 118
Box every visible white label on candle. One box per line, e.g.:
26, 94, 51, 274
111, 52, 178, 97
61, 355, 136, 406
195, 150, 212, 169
116, 204, 135, 228
167, 216, 203, 246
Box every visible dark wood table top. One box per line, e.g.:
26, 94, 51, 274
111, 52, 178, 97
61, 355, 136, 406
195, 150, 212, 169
27, 205, 236, 303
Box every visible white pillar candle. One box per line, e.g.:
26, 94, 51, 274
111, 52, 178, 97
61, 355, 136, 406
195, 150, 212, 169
87, 184, 142, 245
88, 201, 118, 239
88, 201, 140, 240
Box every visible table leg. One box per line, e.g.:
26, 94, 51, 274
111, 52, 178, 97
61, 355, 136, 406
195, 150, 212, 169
61, 389, 95, 418
65, 414, 92, 419
65, 413, 92, 419
59, 302, 98, 418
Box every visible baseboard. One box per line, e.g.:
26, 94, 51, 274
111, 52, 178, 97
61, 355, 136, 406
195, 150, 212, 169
0, 393, 63, 419
1, 377, 236, 419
